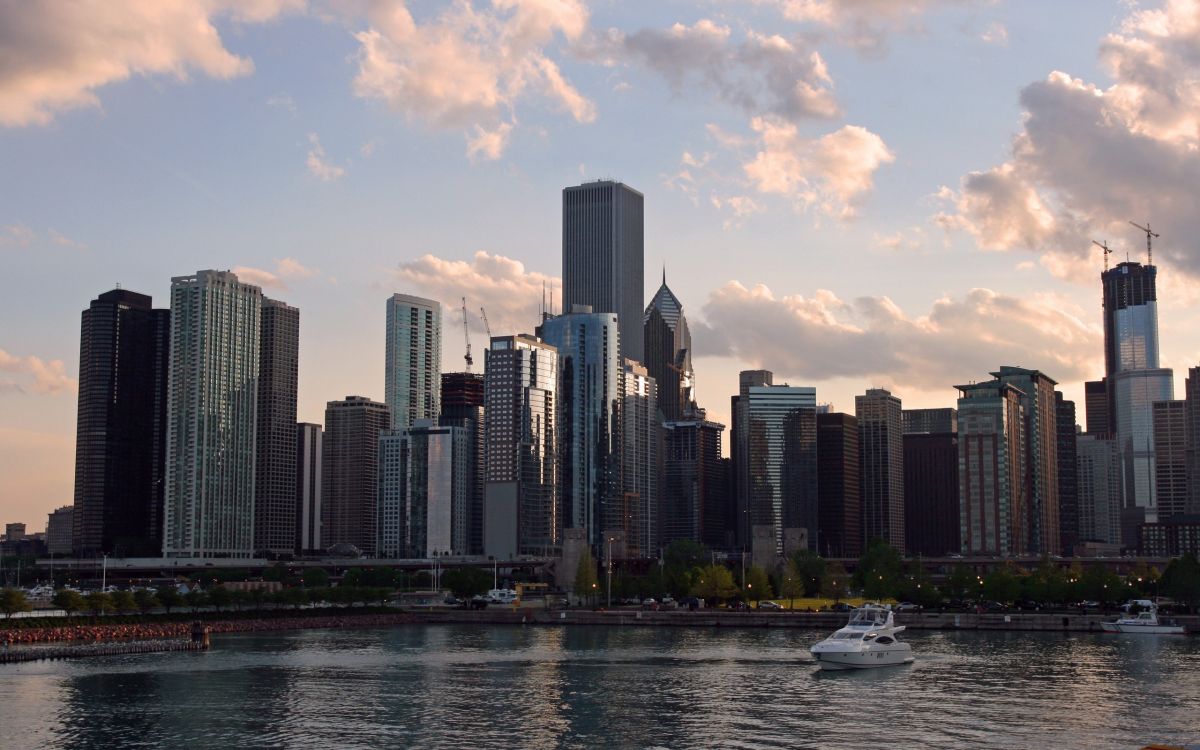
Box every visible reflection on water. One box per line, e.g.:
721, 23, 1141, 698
2, 625, 1199, 749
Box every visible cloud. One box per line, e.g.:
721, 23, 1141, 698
0, 348, 76, 395
0, 0, 302, 127
47, 228, 85, 249
393, 250, 558, 335
758, 0, 982, 53
980, 21, 1008, 46
598, 19, 839, 121
306, 132, 345, 181
266, 92, 298, 114
693, 281, 1102, 391
349, 0, 593, 160
0, 224, 34, 247
937, 0, 1200, 282
233, 257, 319, 291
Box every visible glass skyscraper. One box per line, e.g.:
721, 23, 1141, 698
856, 388, 905, 552
620, 358, 658, 558
643, 272, 693, 421
956, 380, 1026, 556
745, 383, 817, 554
385, 293, 441, 431
378, 420, 469, 558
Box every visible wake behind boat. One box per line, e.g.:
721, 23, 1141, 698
810, 604, 914, 671
1100, 601, 1185, 635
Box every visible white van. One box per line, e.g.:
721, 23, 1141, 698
486, 588, 518, 604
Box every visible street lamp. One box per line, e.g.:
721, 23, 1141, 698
606, 536, 615, 610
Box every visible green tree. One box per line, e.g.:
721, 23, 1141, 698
262, 563, 288, 583
789, 549, 827, 597
442, 568, 491, 600
982, 566, 1021, 604
52, 588, 85, 616
341, 568, 364, 587
854, 540, 903, 600
691, 564, 737, 604
574, 548, 599, 604
85, 591, 113, 616
1079, 564, 1123, 608
898, 562, 940, 608
1023, 558, 1069, 606
941, 565, 976, 602
156, 586, 183, 613
184, 589, 208, 612
247, 586, 269, 610
302, 568, 330, 589
1160, 554, 1200, 612
779, 559, 806, 608
207, 586, 233, 612
821, 561, 849, 602
0, 588, 32, 618
743, 565, 772, 603
133, 589, 160, 614
110, 589, 136, 614
278, 587, 309, 609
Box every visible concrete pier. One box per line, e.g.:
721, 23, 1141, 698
1, 639, 206, 665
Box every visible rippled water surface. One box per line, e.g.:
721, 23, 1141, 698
3, 625, 1199, 749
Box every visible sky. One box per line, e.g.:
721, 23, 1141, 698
3, 0, 1200, 531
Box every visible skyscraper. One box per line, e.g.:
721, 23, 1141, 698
732, 369, 773, 548
817, 412, 861, 558
661, 410, 726, 550
1056, 393, 1080, 555
902, 408, 957, 435
254, 298, 299, 557
1085, 380, 1109, 436
46, 506, 74, 557
322, 396, 390, 556
902, 411, 959, 558
856, 388, 904, 552
643, 273, 693, 421
385, 294, 442, 431
440, 372, 485, 554
562, 180, 644, 359
378, 420, 470, 558
483, 334, 558, 557
1153, 400, 1188, 519
1077, 434, 1122, 545
745, 383, 818, 554
1187, 367, 1200, 516
539, 308, 623, 551
72, 288, 169, 557
620, 358, 659, 558
991, 366, 1060, 555
296, 422, 322, 555
1114, 368, 1173, 541
956, 380, 1026, 556
162, 271, 262, 559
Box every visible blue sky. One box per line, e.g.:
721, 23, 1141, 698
3, 0, 1199, 528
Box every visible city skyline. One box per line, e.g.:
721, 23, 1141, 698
5, 1, 1200, 527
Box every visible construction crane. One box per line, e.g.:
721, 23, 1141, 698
1092, 239, 1113, 271
480, 306, 492, 339
461, 297, 473, 372
1129, 220, 1159, 265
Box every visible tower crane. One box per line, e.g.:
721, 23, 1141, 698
480, 306, 492, 339
1092, 239, 1112, 272
461, 297, 473, 372
1129, 220, 1159, 266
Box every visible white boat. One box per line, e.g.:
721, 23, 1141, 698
810, 604, 915, 671
1100, 602, 1185, 635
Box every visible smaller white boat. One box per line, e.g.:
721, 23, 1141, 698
810, 604, 914, 670
1100, 602, 1185, 635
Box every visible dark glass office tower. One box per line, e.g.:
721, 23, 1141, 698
255, 298, 299, 557
72, 289, 169, 557
562, 180, 644, 359
321, 396, 390, 557
440, 371, 484, 554
1055, 393, 1079, 555
817, 412, 861, 558
643, 273, 693, 421
856, 388, 905, 553
661, 411, 725, 550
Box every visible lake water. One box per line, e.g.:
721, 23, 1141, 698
2, 624, 1198, 749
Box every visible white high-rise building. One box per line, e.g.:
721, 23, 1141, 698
385, 294, 442, 430
163, 270, 262, 558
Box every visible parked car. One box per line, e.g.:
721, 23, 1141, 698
830, 602, 853, 612
660, 596, 677, 609
680, 596, 701, 611
728, 600, 749, 611
642, 597, 658, 608
757, 600, 782, 610
619, 597, 641, 606
895, 602, 921, 612
469, 596, 489, 610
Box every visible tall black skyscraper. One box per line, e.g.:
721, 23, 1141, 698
72, 289, 169, 557
643, 273, 693, 421
562, 180, 644, 359
1055, 393, 1080, 554
255, 298, 300, 557
440, 372, 484, 554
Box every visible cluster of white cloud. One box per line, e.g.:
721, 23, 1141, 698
0, 223, 84, 250
350, 0, 594, 160
0, 348, 76, 395
937, 0, 1200, 282
754, 0, 982, 53
232, 256, 319, 290
305, 132, 345, 181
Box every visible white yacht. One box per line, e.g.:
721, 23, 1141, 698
1100, 602, 1185, 635
810, 604, 915, 671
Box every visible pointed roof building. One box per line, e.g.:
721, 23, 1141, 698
643, 269, 694, 422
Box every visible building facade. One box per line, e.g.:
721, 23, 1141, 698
643, 273, 693, 421
1185, 367, 1200, 516
562, 180, 644, 359
440, 372, 485, 554
956, 380, 1026, 556
856, 388, 905, 552
903, 432, 960, 558
744, 383, 818, 554
1085, 380, 1109, 436
385, 294, 442, 431
1114, 368, 1174, 541
660, 411, 726, 550
295, 422, 322, 554
731, 369, 774, 549
817, 412, 861, 558
378, 421, 470, 558
321, 396, 390, 556
620, 359, 659, 558
254, 298, 299, 557
1077, 434, 1123, 546
46, 506, 74, 556
162, 271, 262, 559
483, 335, 558, 557
72, 288, 169, 557
1055, 393, 1080, 555
1153, 400, 1188, 519
902, 408, 957, 435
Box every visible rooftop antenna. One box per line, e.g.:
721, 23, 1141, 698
1129, 220, 1159, 265
461, 297, 473, 372
1092, 240, 1112, 271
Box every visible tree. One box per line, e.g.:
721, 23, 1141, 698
133, 589, 160, 614
0, 588, 31, 618
743, 565, 772, 603
854, 540, 903, 600
263, 563, 288, 583
941, 565, 976, 603
664, 539, 709, 572
247, 586, 269, 610
790, 550, 827, 597
156, 586, 183, 613
1160, 554, 1200, 612
1079, 564, 1123, 608
110, 589, 136, 614
303, 568, 330, 589
1023, 558, 1069, 607
207, 586, 233, 612
52, 588, 85, 616
691, 564, 737, 604
779, 559, 806, 609
442, 568, 491, 601
821, 561, 849, 602
574, 548, 599, 605
184, 589, 208, 612
277, 587, 308, 609
341, 568, 364, 588
898, 562, 940, 608
85, 591, 113, 616
982, 566, 1021, 604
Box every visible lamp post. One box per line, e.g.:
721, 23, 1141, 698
606, 536, 615, 609
101, 553, 108, 592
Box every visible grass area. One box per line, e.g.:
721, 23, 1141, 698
756, 597, 896, 611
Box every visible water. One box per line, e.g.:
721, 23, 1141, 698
2, 625, 1198, 749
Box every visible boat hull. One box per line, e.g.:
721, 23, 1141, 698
810, 646, 914, 671
1100, 622, 1185, 634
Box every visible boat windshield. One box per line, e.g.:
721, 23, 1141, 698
848, 609, 887, 627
